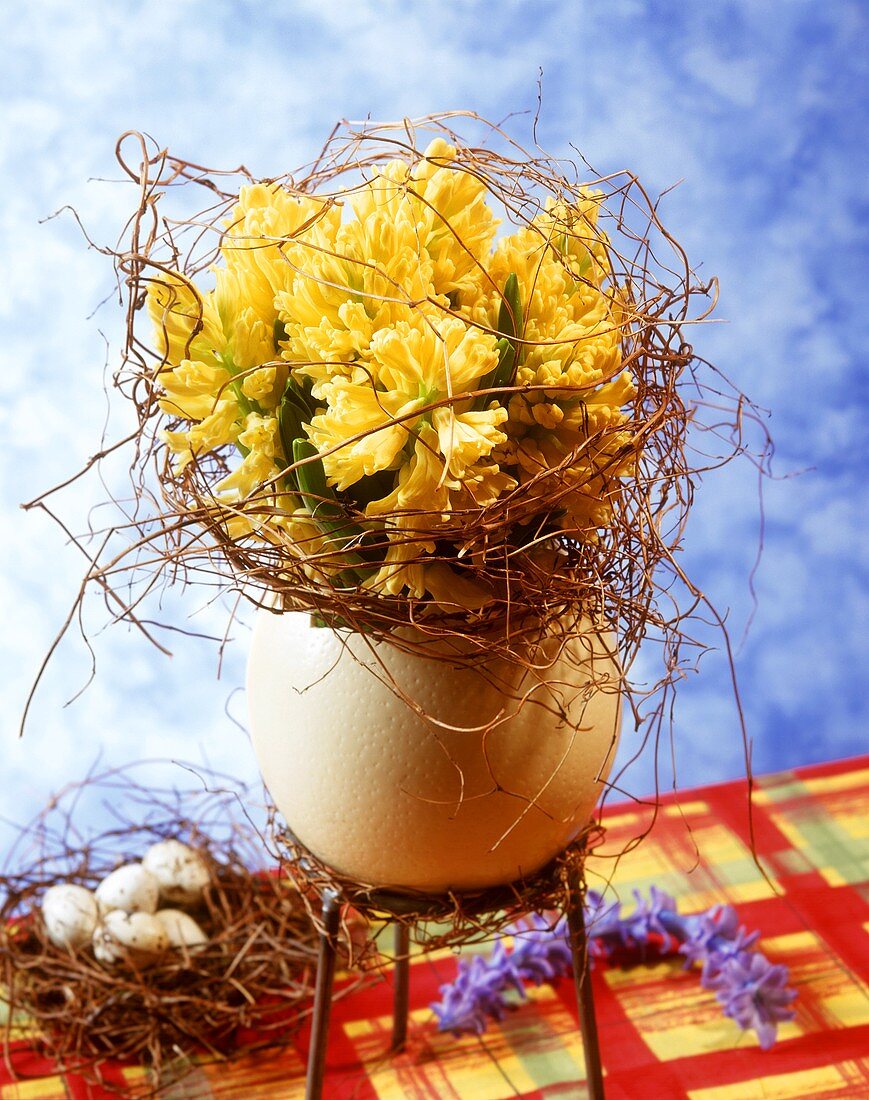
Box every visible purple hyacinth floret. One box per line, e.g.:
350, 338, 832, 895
625, 886, 679, 953
680, 904, 760, 980
507, 913, 574, 987
431, 952, 513, 1035
704, 950, 798, 1050
583, 884, 677, 959
431, 890, 798, 1049
431, 914, 574, 1035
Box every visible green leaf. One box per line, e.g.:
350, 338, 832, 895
497, 272, 522, 342
292, 439, 370, 578
293, 439, 335, 515
277, 378, 317, 489
490, 337, 517, 392
474, 272, 522, 410
277, 395, 304, 491
577, 251, 592, 278
474, 336, 516, 410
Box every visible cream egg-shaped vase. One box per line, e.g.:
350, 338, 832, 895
247, 610, 622, 893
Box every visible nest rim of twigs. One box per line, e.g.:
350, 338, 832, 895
24, 111, 772, 676
276, 817, 601, 955
145, 113, 697, 648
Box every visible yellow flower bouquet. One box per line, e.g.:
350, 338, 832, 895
128, 115, 703, 649
150, 135, 633, 618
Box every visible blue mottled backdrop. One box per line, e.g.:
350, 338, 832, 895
1, 1, 866, 844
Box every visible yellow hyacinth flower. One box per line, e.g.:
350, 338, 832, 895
149, 139, 636, 608
305, 313, 501, 495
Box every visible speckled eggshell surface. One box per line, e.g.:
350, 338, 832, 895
247, 611, 621, 892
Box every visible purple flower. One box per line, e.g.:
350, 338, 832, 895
704, 950, 798, 1050
431, 952, 513, 1034
625, 886, 678, 953
680, 904, 760, 980
585, 889, 622, 934
585, 885, 679, 959
431, 890, 798, 1050
508, 914, 573, 985
431, 914, 574, 1035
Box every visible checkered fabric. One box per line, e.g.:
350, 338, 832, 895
2, 755, 867, 1098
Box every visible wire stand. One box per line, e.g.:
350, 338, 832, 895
291, 842, 605, 1100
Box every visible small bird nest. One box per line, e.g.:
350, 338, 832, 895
0, 764, 359, 1096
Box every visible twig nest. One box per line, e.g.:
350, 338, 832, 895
95, 863, 159, 914
92, 910, 169, 966
143, 839, 210, 906
0, 764, 326, 1085
41, 884, 99, 949
154, 908, 208, 950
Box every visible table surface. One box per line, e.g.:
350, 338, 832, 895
2, 754, 868, 1099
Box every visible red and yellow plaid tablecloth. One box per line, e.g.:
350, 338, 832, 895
3, 755, 868, 1098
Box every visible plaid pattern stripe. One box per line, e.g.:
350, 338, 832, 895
2, 755, 868, 1098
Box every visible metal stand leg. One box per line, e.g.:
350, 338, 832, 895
305, 890, 340, 1100
391, 922, 410, 1051
566, 880, 605, 1100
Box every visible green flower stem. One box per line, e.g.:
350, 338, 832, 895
292, 439, 371, 585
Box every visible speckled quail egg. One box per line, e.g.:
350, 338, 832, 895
142, 840, 210, 906
41, 884, 99, 949
95, 863, 160, 914
92, 909, 169, 966
154, 908, 208, 951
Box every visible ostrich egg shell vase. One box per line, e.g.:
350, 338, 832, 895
247, 610, 621, 893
